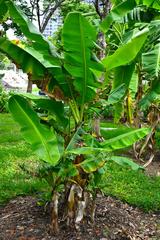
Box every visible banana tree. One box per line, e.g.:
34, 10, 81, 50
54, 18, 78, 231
0, 0, 150, 232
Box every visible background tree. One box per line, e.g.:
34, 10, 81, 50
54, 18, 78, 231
93, 0, 111, 20
21, 0, 65, 33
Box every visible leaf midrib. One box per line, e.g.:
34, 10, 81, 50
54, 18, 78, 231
101, 128, 148, 146
79, 14, 87, 120
156, 43, 160, 77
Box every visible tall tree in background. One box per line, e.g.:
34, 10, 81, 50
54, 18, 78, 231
24, 0, 65, 33
93, 0, 111, 20
12, 0, 66, 92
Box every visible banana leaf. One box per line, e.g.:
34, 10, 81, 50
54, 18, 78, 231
111, 64, 135, 122
101, 0, 136, 33
142, 42, 160, 77
66, 128, 150, 155
79, 157, 105, 173
135, 0, 160, 10
139, 79, 160, 109
100, 123, 135, 139
0, 0, 8, 22
5, 0, 55, 51
0, 38, 46, 79
101, 128, 149, 149
103, 28, 148, 71
129, 70, 138, 99
110, 0, 122, 6
19, 93, 68, 127
2, 0, 60, 65
62, 12, 104, 108
110, 156, 143, 170
8, 95, 61, 165
0, 37, 63, 82
24, 94, 68, 127
107, 83, 126, 105
113, 64, 136, 90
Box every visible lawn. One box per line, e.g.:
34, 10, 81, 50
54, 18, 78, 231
0, 113, 49, 205
0, 113, 160, 211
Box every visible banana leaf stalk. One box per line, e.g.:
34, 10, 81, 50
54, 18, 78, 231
67, 184, 76, 226
50, 192, 59, 233
67, 183, 88, 229
75, 188, 87, 229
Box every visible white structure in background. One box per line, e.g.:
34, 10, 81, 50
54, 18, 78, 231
2, 70, 28, 91
43, 11, 62, 37
42, 10, 62, 37
26, 0, 62, 37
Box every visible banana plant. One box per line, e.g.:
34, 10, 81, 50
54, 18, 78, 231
100, 0, 159, 165
0, 0, 150, 232
101, 0, 160, 123
101, 0, 160, 33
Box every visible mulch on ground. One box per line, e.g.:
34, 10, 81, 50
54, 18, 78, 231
0, 195, 160, 240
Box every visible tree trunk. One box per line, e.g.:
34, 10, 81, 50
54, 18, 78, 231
27, 79, 32, 93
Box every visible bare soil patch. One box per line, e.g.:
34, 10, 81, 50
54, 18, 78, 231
0, 195, 160, 240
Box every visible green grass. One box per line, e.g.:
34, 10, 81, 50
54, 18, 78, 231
101, 163, 160, 211
0, 113, 49, 205
0, 113, 160, 212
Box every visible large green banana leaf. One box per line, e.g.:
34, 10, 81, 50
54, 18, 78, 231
142, 42, 160, 77
111, 64, 135, 122
66, 128, 149, 155
3, 0, 57, 58
101, 0, 136, 33
101, 128, 149, 148
0, 37, 62, 81
107, 83, 126, 105
113, 64, 136, 90
62, 12, 104, 109
110, 156, 143, 170
103, 28, 148, 71
0, 38, 46, 79
100, 122, 135, 139
1, 0, 60, 65
4, 0, 44, 43
20, 93, 68, 127
8, 95, 61, 165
